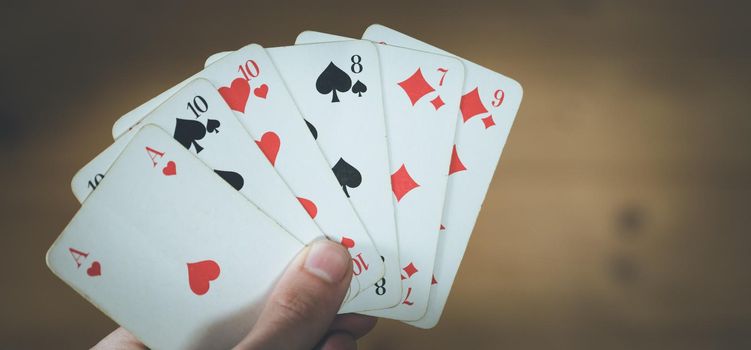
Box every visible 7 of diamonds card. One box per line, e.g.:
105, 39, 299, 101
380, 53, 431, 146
363, 24, 524, 328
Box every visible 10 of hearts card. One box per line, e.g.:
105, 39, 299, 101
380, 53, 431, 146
48, 24, 522, 348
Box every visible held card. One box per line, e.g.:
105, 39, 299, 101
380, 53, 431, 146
363, 24, 524, 328
49, 125, 304, 349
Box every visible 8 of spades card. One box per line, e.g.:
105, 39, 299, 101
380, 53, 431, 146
296, 31, 465, 319
266, 41, 398, 310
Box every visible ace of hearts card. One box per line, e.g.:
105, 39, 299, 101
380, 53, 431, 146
48, 125, 304, 349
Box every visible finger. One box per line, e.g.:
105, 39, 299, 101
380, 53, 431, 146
235, 239, 352, 350
91, 327, 147, 350
329, 314, 378, 339
317, 332, 357, 350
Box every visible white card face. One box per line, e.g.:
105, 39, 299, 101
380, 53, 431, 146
266, 41, 397, 306
363, 24, 524, 328
72, 78, 324, 246
48, 125, 303, 350
106, 44, 384, 293
295, 32, 464, 319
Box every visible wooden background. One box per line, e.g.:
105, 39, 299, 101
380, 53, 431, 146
2, 1, 750, 348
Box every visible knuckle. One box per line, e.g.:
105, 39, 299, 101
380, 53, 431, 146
272, 290, 319, 324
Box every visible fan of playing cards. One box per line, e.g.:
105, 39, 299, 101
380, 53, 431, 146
46, 25, 522, 349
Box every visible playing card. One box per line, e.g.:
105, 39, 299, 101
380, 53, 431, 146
362, 24, 524, 328
106, 44, 383, 292
204, 51, 228, 66
72, 78, 324, 246
48, 125, 304, 349
265, 41, 398, 309
295, 32, 464, 319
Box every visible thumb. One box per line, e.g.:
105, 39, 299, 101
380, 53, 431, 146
235, 239, 353, 350
92, 327, 147, 350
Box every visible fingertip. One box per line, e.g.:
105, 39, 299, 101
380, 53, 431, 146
303, 239, 352, 284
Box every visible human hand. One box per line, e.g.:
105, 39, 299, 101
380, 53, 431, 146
93, 239, 377, 350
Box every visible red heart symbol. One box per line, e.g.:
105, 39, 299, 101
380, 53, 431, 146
218, 78, 250, 113
297, 197, 318, 219
187, 260, 221, 296
340, 237, 355, 249
162, 161, 176, 176
87, 261, 101, 277
255, 132, 280, 165
254, 84, 269, 99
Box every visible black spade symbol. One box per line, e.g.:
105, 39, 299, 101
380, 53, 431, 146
352, 80, 367, 97
331, 158, 362, 197
304, 119, 318, 140
214, 170, 244, 191
316, 62, 352, 103
173, 118, 207, 153
206, 119, 221, 133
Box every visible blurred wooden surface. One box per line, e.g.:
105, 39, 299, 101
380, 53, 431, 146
2, 1, 750, 349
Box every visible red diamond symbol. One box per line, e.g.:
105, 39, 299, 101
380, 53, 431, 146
448, 145, 467, 175
460, 87, 488, 123
398, 68, 435, 106
481, 114, 496, 129
431, 275, 438, 285
430, 96, 445, 110
402, 262, 418, 279
391, 164, 420, 202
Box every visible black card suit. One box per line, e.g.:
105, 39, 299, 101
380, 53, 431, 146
173, 118, 220, 154
173, 118, 208, 153
214, 170, 244, 191
352, 80, 367, 97
304, 119, 318, 140
332, 158, 362, 197
206, 119, 221, 133
316, 62, 352, 103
